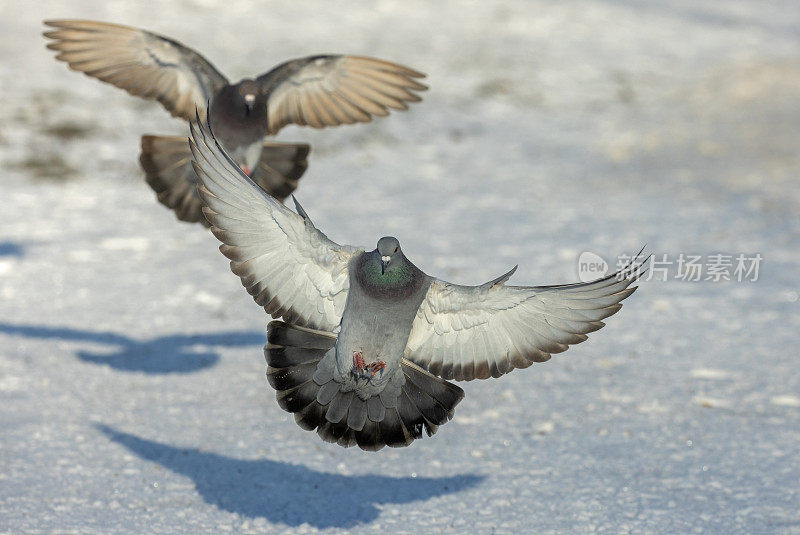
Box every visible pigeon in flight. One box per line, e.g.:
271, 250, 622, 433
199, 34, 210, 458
43, 19, 427, 225
189, 117, 645, 451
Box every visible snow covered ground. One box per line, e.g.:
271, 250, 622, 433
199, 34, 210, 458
1, 1, 799, 533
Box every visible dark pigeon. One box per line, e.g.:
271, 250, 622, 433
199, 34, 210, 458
44, 19, 427, 226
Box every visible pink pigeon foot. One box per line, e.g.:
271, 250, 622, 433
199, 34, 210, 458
367, 360, 386, 378
352, 351, 366, 372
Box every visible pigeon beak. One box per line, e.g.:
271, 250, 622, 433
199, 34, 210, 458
244, 94, 256, 114
381, 255, 390, 275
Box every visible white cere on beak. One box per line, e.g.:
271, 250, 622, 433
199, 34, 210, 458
244, 94, 256, 105
381, 256, 391, 263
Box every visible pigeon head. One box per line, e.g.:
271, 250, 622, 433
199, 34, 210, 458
237, 79, 263, 116
376, 236, 402, 275
211, 79, 268, 127
357, 237, 423, 295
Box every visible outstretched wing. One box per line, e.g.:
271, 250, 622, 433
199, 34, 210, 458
44, 20, 228, 121
189, 116, 362, 332
404, 260, 646, 381
257, 55, 427, 134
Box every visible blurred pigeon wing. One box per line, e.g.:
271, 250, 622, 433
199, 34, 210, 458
140, 135, 310, 226
404, 262, 645, 381
258, 55, 427, 134
189, 118, 361, 332
44, 20, 228, 121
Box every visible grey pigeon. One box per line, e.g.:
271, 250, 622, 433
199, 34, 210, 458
44, 19, 427, 225
189, 117, 645, 451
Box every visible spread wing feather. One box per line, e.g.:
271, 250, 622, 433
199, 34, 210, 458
189, 115, 361, 332
44, 19, 228, 121
258, 55, 426, 134
405, 260, 646, 381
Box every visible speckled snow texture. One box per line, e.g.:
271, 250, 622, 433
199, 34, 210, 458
1, 1, 799, 534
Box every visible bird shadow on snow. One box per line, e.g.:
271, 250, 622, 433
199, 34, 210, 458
96, 424, 484, 529
0, 241, 24, 257
0, 322, 265, 374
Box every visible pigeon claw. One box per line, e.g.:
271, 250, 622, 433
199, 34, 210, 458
242, 165, 252, 176
350, 353, 385, 381
367, 360, 386, 378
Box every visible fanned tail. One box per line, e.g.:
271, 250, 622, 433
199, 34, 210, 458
265, 321, 464, 451
139, 136, 309, 226
140, 135, 205, 224
253, 142, 310, 201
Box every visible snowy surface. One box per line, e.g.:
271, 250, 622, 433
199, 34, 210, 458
2, 1, 799, 533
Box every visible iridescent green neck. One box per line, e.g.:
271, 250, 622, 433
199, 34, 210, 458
355, 251, 426, 300
362, 257, 414, 286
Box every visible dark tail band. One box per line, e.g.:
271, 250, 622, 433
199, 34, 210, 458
265, 321, 465, 451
